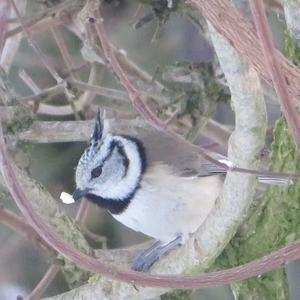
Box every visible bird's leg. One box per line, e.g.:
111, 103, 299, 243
131, 235, 182, 272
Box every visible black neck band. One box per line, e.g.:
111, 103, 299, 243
86, 192, 133, 214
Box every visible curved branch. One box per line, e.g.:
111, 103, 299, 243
0, 206, 56, 257
188, 0, 300, 99
92, 18, 166, 129
250, 0, 300, 148
26, 262, 63, 300
15, 119, 149, 143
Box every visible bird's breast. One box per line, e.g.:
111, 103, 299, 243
112, 164, 223, 243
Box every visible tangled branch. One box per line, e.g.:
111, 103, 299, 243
1, 0, 300, 299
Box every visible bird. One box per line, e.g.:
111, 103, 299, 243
70, 111, 289, 272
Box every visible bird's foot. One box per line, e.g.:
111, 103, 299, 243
131, 235, 182, 272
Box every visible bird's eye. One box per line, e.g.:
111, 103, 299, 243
91, 166, 102, 178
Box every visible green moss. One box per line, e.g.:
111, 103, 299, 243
1, 105, 95, 288
213, 118, 300, 299
161, 290, 192, 300
207, 27, 300, 299
87, 274, 101, 285
284, 30, 300, 68
231, 269, 288, 300
4, 106, 34, 136
51, 213, 94, 287
15, 167, 94, 288
160, 62, 228, 141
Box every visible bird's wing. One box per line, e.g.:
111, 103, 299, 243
138, 130, 226, 177
138, 130, 291, 185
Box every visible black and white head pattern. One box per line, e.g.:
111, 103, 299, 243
75, 113, 146, 214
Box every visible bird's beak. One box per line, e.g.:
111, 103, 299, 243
72, 188, 90, 201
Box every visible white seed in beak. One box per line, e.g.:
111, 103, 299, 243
60, 192, 75, 204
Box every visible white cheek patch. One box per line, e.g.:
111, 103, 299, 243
60, 192, 75, 204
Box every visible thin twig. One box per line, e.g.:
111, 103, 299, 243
50, 26, 83, 119
26, 191, 91, 300
19, 71, 148, 115
19, 69, 64, 113
20, 85, 65, 103
25, 261, 63, 300
69, 78, 167, 105
81, 225, 107, 249
249, 0, 300, 149
69, 79, 129, 101
51, 26, 79, 81
5, 0, 83, 39
204, 120, 231, 147
8, 0, 63, 83
15, 120, 147, 143
19, 69, 42, 94
50, 26, 80, 119
75, 200, 108, 247
18, 72, 133, 115
10, 3, 78, 120
92, 12, 167, 130
6, 14, 63, 39
0, 1, 9, 56
18, 70, 65, 105
115, 50, 166, 94
188, 0, 300, 99
75, 199, 90, 224
0, 206, 56, 257
80, 63, 100, 114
